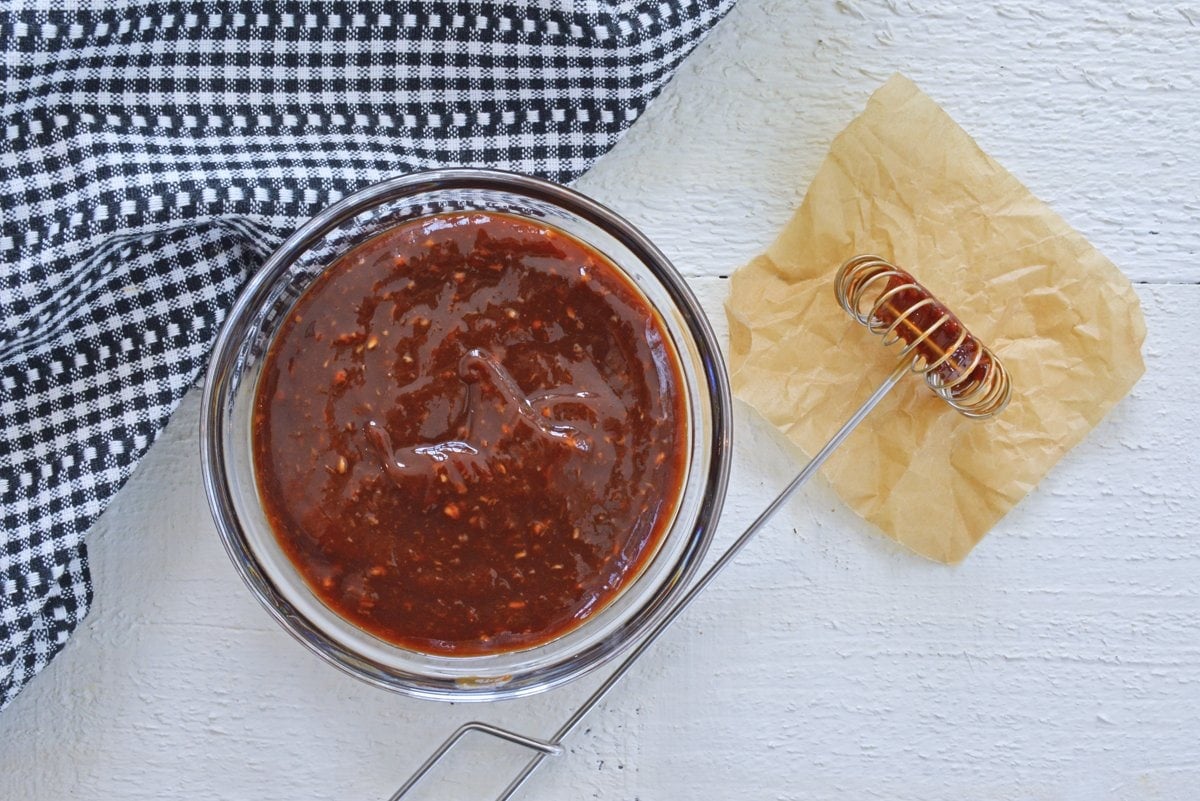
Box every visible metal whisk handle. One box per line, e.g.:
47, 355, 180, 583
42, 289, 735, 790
388, 359, 912, 801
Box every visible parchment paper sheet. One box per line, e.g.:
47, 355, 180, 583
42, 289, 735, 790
725, 74, 1146, 563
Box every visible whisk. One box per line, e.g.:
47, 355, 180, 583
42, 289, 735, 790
389, 255, 1012, 801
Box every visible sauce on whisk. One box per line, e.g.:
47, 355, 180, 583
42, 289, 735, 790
875, 272, 995, 394
252, 212, 687, 655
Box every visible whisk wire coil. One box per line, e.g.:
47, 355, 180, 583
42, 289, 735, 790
835, 254, 1011, 418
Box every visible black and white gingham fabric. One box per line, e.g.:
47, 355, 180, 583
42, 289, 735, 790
0, 1, 734, 712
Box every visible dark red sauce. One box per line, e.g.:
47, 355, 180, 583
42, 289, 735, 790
252, 212, 687, 655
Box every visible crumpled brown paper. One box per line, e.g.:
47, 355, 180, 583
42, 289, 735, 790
725, 74, 1146, 563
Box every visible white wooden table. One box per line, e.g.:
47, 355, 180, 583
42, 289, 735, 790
4, 2, 1198, 799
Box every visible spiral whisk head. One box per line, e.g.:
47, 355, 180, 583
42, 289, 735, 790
835, 255, 1011, 418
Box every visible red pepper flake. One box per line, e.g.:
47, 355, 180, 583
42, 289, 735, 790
443, 503, 462, 520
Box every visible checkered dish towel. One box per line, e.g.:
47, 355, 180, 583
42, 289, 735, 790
0, 1, 734, 712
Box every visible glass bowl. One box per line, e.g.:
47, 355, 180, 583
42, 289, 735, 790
200, 168, 732, 701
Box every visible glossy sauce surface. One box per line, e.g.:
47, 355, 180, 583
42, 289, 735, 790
252, 212, 687, 654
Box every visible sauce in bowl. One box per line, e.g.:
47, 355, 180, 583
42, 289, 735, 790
252, 212, 687, 655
